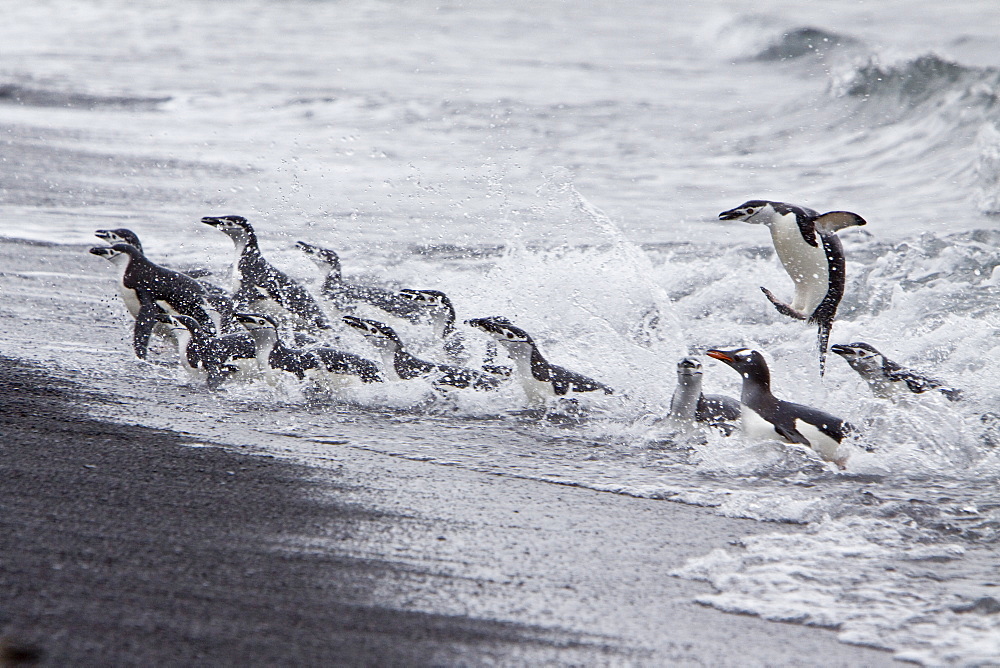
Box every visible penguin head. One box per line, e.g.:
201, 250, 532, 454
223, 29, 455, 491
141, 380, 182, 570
706, 347, 770, 384
465, 317, 534, 346
718, 200, 773, 224
201, 215, 254, 242
156, 313, 200, 334
343, 315, 402, 349
89, 243, 140, 265
235, 312, 279, 333
296, 240, 341, 272
676, 357, 703, 378
831, 342, 884, 372
398, 289, 451, 309
95, 228, 142, 251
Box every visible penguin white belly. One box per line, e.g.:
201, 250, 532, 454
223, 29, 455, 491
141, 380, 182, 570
768, 218, 829, 315
740, 405, 784, 441
794, 420, 845, 464
741, 406, 845, 464
118, 282, 142, 319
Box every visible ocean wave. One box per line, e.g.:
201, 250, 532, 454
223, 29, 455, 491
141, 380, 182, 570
752, 27, 860, 62
0, 82, 170, 110
832, 52, 1000, 109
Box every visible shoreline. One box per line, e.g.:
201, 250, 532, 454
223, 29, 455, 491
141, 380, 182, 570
0, 238, 898, 664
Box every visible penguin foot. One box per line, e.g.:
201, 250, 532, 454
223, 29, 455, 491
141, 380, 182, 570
760, 287, 808, 320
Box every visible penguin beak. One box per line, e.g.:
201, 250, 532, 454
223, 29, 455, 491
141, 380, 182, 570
706, 349, 734, 363
94, 230, 113, 241
200, 216, 222, 227
829, 344, 851, 357
88, 246, 112, 257
718, 209, 742, 221
295, 241, 314, 253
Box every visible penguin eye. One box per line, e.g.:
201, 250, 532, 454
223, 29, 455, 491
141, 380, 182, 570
505, 331, 515, 339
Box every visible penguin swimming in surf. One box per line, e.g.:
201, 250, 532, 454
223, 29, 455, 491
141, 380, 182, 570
706, 347, 857, 468
831, 342, 962, 402
200, 216, 331, 331
718, 200, 866, 375
668, 357, 741, 433
343, 315, 500, 391
465, 316, 613, 403
235, 313, 382, 386
295, 240, 428, 324
156, 313, 258, 390
396, 288, 469, 364
89, 243, 222, 359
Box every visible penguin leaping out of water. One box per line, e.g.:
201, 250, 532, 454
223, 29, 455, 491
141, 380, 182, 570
200, 216, 331, 331
464, 316, 613, 404
831, 342, 962, 402
706, 347, 858, 468
89, 243, 222, 359
95, 228, 235, 332
718, 200, 867, 376
295, 240, 428, 325
668, 357, 741, 433
156, 314, 258, 390
343, 315, 499, 391
235, 313, 382, 386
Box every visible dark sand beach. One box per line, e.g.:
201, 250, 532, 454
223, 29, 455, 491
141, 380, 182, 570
0, 239, 899, 665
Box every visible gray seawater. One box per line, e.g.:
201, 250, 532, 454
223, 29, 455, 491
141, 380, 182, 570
3, 0, 1000, 663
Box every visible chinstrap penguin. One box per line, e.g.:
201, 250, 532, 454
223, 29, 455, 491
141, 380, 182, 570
235, 313, 382, 386
95, 228, 234, 330
201, 216, 331, 331
89, 243, 221, 359
157, 313, 258, 390
831, 342, 962, 402
706, 347, 857, 467
295, 240, 427, 324
718, 200, 866, 376
669, 357, 741, 432
343, 315, 499, 391
396, 288, 468, 363
464, 316, 613, 403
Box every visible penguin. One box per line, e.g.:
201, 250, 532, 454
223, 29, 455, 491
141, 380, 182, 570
831, 342, 962, 402
234, 313, 382, 386
718, 200, 867, 375
95, 228, 234, 331
295, 240, 427, 324
342, 315, 500, 391
396, 288, 469, 363
706, 347, 857, 467
464, 316, 613, 403
156, 313, 258, 390
200, 216, 331, 331
669, 357, 741, 432
89, 243, 221, 359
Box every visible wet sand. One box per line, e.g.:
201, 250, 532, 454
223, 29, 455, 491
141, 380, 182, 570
0, 238, 899, 665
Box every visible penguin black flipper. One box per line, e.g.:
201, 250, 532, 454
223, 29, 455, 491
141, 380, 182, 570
133, 301, 161, 359
816, 319, 833, 378
771, 420, 812, 447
